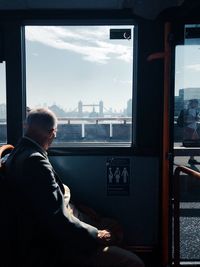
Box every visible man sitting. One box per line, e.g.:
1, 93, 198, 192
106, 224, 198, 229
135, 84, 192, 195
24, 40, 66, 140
5, 108, 144, 267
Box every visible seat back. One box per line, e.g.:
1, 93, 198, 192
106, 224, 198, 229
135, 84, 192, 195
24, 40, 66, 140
0, 144, 14, 168
0, 144, 14, 156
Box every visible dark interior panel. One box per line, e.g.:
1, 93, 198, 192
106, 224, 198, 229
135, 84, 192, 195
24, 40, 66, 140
50, 155, 159, 245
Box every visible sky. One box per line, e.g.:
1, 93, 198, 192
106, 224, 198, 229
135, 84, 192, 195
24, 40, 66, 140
0, 62, 6, 104
25, 25, 133, 112
175, 37, 200, 97
1, 25, 200, 111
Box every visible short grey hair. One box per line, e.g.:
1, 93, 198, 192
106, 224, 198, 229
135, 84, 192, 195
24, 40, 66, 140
26, 108, 57, 132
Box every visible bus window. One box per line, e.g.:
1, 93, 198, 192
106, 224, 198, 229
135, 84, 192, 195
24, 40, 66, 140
174, 24, 200, 149
25, 25, 134, 147
0, 62, 7, 144
174, 24, 200, 262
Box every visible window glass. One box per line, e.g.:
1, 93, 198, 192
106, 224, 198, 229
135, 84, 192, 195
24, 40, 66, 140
174, 25, 200, 148
25, 25, 134, 146
173, 24, 200, 263
0, 62, 7, 144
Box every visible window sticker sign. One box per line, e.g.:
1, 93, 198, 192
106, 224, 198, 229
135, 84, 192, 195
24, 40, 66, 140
107, 157, 130, 196
110, 29, 131, 40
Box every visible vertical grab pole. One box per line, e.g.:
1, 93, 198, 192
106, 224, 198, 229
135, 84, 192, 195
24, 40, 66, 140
147, 22, 172, 267
162, 22, 171, 267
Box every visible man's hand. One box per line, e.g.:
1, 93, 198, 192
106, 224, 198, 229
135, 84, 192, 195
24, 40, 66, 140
97, 230, 111, 245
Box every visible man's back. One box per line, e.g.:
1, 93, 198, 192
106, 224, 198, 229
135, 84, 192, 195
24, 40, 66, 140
4, 137, 98, 266
4, 138, 62, 266
3, 108, 145, 267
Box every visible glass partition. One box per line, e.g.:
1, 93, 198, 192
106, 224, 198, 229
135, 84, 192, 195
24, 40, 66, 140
174, 24, 200, 263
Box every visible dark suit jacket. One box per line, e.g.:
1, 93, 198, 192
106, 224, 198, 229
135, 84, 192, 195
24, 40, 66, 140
4, 137, 98, 266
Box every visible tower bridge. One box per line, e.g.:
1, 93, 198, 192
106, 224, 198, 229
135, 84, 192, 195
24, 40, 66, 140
78, 100, 104, 117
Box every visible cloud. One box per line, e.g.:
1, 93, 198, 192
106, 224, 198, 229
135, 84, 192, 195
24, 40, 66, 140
32, 52, 39, 57
185, 64, 200, 72
113, 78, 132, 84
25, 26, 133, 64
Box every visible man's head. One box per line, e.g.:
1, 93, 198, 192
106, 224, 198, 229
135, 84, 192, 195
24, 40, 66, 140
24, 108, 57, 150
189, 99, 199, 109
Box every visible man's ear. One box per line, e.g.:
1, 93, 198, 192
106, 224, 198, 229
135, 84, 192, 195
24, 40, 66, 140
49, 128, 55, 137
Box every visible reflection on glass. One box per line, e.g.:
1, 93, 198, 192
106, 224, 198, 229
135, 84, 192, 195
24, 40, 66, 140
173, 25, 200, 263
175, 25, 200, 150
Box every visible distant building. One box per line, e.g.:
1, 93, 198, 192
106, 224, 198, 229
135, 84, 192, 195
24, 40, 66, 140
126, 99, 132, 116
78, 101, 83, 117
89, 106, 98, 117
49, 104, 67, 117
99, 100, 104, 117
0, 103, 6, 119
175, 88, 200, 116
179, 88, 200, 100
174, 95, 184, 116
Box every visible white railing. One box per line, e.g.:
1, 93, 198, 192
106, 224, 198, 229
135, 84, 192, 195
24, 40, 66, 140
57, 117, 132, 138
0, 117, 132, 140
57, 117, 131, 124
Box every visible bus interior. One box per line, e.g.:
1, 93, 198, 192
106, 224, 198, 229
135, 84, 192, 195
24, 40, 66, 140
1, 0, 200, 266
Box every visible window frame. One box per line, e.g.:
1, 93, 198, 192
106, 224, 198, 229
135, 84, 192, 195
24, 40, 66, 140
173, 22, 200, 157
2, 10, 138, 155
23, 17, 137, 153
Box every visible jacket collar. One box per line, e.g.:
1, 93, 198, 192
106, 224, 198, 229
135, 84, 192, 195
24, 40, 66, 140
19, 137, 65, 193
20, 136, 48, 157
